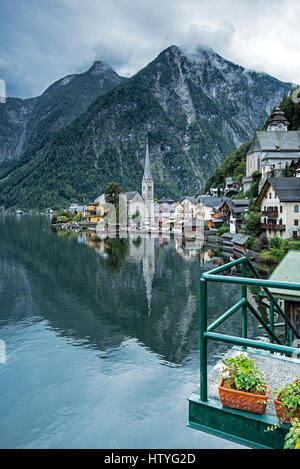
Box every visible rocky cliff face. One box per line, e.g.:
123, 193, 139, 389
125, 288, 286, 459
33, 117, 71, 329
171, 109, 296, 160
0, 45, 294, 208
0, 61, 125, 166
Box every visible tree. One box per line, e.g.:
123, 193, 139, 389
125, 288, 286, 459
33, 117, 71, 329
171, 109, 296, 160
244, 211, 262, 237
105, 182, 124, 207
105, 182, 124, 221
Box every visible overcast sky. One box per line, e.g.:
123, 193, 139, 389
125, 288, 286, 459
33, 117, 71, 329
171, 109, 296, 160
1, 0, 300, 98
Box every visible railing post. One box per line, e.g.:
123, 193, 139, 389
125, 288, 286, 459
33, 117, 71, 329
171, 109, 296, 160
241, 261, 248, 348
269, 299, 274, 344
200, 278, 208, 402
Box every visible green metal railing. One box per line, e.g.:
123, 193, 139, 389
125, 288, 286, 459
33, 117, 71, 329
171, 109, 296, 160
199, 257, 300, 403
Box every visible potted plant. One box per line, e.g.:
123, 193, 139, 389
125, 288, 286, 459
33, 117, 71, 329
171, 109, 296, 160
283, 418, 300, 449
274, 379, 300, 424
218, 354, 269, 415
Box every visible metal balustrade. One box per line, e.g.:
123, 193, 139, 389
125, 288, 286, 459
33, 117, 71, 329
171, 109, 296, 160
199, 257, 300, 403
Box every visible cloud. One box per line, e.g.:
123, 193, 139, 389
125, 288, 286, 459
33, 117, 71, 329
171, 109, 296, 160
0, 0, 299, 98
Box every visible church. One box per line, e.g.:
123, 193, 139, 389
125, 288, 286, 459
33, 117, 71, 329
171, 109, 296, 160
243, 107, 300, 193
120, 138, 155, 226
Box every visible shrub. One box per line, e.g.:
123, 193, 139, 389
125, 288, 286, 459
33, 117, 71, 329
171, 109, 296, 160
217, 224, 230, 237
269, 236, 283, 249
276, 380, 300, 418
246, 237, 257, 251
57, 216, 69, 223
221, 354, 266, 394
284, 419, 300, 449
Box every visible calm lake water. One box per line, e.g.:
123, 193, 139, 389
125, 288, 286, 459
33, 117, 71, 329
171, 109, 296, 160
0, 215, 258, 449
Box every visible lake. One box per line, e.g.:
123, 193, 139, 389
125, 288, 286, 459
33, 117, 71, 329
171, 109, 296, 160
0, 215, 257, 449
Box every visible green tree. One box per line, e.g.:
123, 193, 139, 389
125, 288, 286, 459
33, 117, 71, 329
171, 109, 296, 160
244, 211, 262, 237
105, 182, 124, 221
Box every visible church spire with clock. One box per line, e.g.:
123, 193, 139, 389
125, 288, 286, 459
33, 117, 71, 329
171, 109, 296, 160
142, 138, 154, 224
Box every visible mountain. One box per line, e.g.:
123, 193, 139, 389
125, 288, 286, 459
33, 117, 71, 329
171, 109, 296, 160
0, 61, 126, 168
0, 45, 294, 209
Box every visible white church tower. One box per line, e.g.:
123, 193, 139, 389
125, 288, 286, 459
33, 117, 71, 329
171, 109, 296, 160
142, 138, 154, 224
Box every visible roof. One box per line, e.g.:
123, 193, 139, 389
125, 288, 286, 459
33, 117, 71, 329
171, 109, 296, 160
269, 251, 300, 301
232, 234, 249, 245
257, 177, 300, 204
224, 198, 250, 217
247, 131, 300, 154
177, 196, 198, 205
157, 199, 175, 204
121, 191, 141, 202
197, 196, 226, 207
94, 194, 106, 203
262, 151, 300, 161
266, 107, 290, 127
269, 177, 300, 202
222, 232, 233, 239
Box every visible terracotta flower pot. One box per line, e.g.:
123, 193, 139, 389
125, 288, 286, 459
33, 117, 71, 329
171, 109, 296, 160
274, 379, 300, 424
218, 378, 269, 415
274, 395, 300, 424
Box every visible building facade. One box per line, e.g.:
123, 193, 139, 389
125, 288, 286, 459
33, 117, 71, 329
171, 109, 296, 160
243, 108, 300, 193
257, 177, 300, 239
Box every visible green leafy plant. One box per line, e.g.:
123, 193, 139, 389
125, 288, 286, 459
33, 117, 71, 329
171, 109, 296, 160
275, 379, 300, 418
221, 354, 266, 394
284, 418, 300, 449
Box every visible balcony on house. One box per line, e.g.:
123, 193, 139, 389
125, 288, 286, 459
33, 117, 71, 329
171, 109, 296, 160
261, 207, 279, 219
261, 223, 286, 230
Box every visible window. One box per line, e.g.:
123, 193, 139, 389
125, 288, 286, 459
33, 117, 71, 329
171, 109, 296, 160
280, 206, 283, 213
269, 193, 272, 199
294, 205, 299, 213
295, 220, 299, 226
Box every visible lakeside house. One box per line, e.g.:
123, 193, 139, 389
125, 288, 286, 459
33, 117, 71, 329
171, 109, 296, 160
243, 107, 300, 193
204, 198, 249, 233
197, 196, 225, 223
257, 177, 300, 239
154, 199, 176, 226
225, 198, 250, 234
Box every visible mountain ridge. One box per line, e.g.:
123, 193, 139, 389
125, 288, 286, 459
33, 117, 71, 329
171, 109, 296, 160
0, 45, 294, 209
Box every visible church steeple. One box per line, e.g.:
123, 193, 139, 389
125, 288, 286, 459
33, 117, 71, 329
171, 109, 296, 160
267, 107, 289, 131
143, 138, 152, 180
142, 137, 154, 202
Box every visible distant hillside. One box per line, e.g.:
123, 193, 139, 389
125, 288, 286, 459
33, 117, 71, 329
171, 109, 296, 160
0, 45, 294, 209
0, 61, 126, 170
204, 89, 300, 193
204, 140, 251, 192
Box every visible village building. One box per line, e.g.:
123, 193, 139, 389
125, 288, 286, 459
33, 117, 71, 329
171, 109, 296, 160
257, 177, 300, 239
174, 197, 198, 223
197, 196, 226, 224
224, 177, 240, 198
243, 107, 300, 193
232, 233, 250, 254
224, 198, 250, 234
120, 191, 144, 224
154, 199, 176, 226
69, 204, 84, 216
